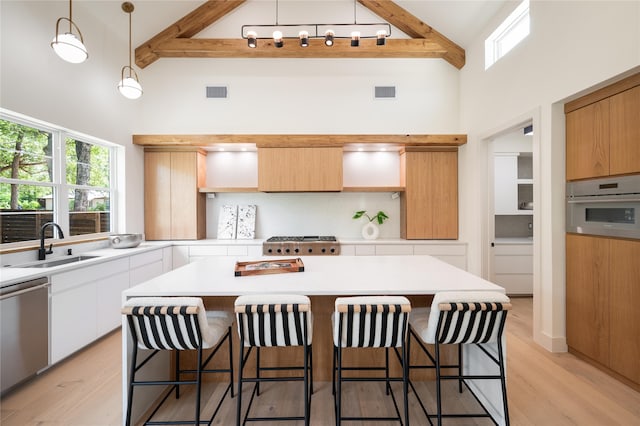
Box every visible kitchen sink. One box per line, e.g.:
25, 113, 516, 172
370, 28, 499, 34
11, 255, 100, 269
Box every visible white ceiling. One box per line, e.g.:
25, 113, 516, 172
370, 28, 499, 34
79, 0, 511, 50
394, 0, 511, 47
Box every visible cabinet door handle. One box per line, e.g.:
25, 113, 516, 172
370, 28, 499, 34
491, 242, 495, 247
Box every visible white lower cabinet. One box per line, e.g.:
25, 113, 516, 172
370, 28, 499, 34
96, 271, 130, 336
492, 243, 533, 295
51, 258, 129, 363
51, 280, 97, 364
130, 249, 165, 287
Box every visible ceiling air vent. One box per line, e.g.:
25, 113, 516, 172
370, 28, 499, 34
206, 86, 228, 98
374, 86, 396, 99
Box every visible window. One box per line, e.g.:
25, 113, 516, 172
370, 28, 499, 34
485, 0, 530, 69
0, 111, 115, 244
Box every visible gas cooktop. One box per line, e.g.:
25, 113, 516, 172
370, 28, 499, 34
263, 236, 340, 255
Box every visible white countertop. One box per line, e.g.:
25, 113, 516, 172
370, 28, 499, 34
123, 254, 502, 297
494, 237, 533, 245
170, 238, 466, 246
0, 242, 171, 286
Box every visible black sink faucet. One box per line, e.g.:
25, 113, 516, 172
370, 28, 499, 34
39, 222, 64, 260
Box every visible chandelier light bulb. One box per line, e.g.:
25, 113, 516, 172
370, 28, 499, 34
376, 30, 387, 46
351, 31, 360, 47
273, 30, 283, 48
324, 30, 335, 46
299, 30, 309, 47
247, 31, 257, 48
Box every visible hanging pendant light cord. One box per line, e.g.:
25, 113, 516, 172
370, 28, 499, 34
128, 10, 132, 77
68, 0, 73, 32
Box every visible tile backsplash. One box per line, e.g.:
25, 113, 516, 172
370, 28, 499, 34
495, 215, 533, 238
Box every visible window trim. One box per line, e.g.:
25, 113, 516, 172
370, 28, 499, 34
485, 0, 530, 70
0, 108, 118, 247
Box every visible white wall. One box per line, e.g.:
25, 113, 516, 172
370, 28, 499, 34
0, 1, 145, 234
459, 0, 640, 350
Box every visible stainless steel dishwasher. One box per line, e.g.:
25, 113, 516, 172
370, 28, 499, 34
1, 276, 49, 395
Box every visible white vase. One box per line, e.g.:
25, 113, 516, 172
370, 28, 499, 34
362, 222, 380, 240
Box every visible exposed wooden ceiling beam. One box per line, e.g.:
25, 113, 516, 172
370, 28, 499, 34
153, 38, 447, 59
357, 0, 465, 69
135, 0, 246, 69
132, 134, 468, 147
135, 0, 465, 69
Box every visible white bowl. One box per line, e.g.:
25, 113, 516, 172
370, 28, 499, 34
109, 233, 143, 249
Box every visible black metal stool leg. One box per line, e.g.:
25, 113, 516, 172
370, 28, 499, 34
435, 341, 443, 426
236, 342, 244, 426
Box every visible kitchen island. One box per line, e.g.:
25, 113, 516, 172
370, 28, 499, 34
122, 255, 508, 424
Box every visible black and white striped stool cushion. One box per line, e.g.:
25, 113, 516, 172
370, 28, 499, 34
409, 291, 511, 344
123, 297, 233, 350
333, 296, 411, 348
235, 294, 312, 347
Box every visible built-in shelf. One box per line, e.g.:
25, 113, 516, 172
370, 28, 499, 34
199, 186, 404, 193
199, 187, 258, 193
342, 186, 405, 192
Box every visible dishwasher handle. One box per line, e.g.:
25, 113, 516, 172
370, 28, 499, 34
0, 277, 49, 300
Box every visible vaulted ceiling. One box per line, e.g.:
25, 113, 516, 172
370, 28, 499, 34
135, 0, 471, 70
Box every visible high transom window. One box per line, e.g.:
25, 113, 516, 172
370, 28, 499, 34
485, 0, 530, 69
0, 111, 116, 244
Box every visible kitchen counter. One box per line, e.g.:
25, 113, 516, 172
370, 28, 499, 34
494, 237, 533, 245
0, 242, 171, 287
124, 254, 498, 297
122, 254, 507, 425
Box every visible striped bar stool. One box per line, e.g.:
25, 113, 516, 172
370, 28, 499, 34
122, 297, 234, 426
234, 294, 313, 426
332, 296, 411, 425
408, 291, 511, 426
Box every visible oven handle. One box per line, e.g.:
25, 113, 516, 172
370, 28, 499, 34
567, 197, 640, 204
0, 282, 49, 301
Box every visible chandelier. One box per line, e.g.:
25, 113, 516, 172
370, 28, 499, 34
242, 0, 391, 48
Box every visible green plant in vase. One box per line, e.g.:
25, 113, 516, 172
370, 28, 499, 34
353, 210, 388, 240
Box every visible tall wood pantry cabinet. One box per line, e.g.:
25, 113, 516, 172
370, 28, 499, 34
400, 148, 458, 239
144, 148, 206, 240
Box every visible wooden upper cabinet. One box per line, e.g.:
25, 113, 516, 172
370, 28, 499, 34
144, 149, 206, 240
400, 149, 458, 239
258, 147, 343, 192
565, 74, 640, 180
609, 85, 640, 176
144, 151, 172, 240
566, 98, 610, 180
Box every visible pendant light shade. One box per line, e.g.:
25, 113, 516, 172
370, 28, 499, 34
118, 67, 143, 99
118, 2, 142, 99
51, 1, 88, 64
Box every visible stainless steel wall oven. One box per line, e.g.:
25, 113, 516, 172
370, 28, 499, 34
566, 175, 640, 239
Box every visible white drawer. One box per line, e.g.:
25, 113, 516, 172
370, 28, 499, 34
51, 258, 129, 293
189, 246, 227, 256
355, 245, 376, 256
375, 245, 413, 255
227, 246, 248, 256
413, 244, 467, 256
494, 255, 533, 274
129, 249, 163, 269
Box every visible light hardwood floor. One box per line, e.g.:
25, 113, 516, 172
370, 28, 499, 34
1, 298, 639, 425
